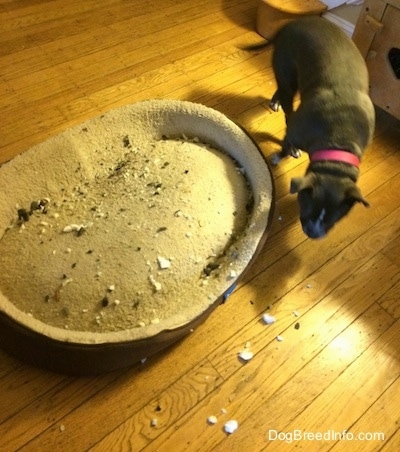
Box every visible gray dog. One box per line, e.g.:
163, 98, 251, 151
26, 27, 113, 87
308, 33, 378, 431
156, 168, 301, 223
246, 17, 375, 238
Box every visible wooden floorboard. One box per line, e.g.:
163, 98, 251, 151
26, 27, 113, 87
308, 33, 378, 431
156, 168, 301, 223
1, 0, 400, 451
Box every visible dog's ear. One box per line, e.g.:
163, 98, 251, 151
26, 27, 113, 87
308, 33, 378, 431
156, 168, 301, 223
290, 175, 314, 194
345, 186, 370, 207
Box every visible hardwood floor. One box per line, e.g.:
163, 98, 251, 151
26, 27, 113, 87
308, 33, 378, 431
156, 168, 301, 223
1, 1, 400, 450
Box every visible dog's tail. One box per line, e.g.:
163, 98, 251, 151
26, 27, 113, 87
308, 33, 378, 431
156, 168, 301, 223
240, 40, 273, 52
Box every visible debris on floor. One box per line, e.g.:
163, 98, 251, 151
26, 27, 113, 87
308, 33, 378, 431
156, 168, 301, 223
224, 419, 238, 434
262, 313, 276, 324
207, 415, 218, 425
238, 349, 254, 361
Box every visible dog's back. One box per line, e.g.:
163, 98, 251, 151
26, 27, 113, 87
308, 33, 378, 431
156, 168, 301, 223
273, 17, 370, 97
272, 17, 375, 156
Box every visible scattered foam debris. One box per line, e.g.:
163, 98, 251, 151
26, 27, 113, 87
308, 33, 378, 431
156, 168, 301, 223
150, 418, 158, 427
224, 420, 238, 434
62, 224, 84, 233
149, 275, 162, 291
238, 349, 254, 361
262, 313, 276, 325
228, 269, 237, 279
157, 256, 171, 269
207, 415, 218, 425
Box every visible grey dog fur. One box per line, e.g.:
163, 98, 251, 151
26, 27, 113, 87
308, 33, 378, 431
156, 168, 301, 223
244, 17, 375, 238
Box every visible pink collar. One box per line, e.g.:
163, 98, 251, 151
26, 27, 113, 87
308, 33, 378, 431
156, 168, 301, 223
311, 150, 360, 168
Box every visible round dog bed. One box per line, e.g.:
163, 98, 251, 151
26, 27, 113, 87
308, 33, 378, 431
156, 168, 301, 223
0, 99, 274, 375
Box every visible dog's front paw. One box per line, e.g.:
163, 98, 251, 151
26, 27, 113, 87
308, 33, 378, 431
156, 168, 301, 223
269, 100, 281, 112
291, 148, 302, 159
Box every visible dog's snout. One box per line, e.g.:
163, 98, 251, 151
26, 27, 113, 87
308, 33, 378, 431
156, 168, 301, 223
302, 220, 326, 239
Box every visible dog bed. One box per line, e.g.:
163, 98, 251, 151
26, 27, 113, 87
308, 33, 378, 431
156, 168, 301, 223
0, 99, 274, 375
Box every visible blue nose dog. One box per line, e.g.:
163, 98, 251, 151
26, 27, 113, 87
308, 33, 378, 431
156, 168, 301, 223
246, 17, 375, 238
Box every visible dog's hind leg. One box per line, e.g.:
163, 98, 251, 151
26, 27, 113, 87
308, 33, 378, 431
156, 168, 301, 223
270, 86, 296, 120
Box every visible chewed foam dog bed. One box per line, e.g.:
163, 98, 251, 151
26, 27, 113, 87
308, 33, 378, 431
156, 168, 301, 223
0, 99, 274, 375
